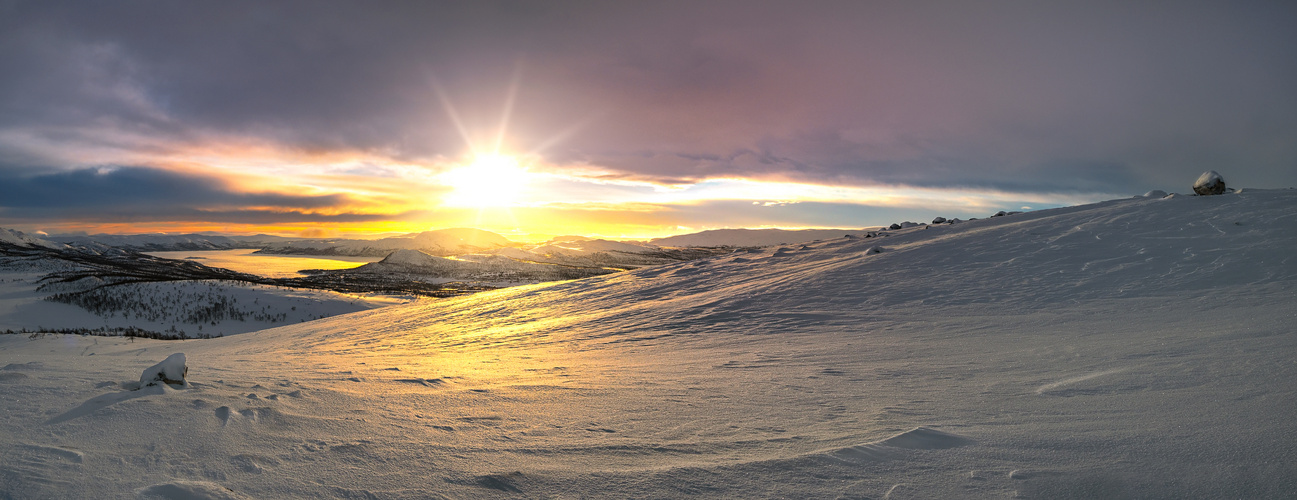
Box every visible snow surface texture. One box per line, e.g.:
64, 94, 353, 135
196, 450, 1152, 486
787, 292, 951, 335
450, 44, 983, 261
1, 189, 1295, 498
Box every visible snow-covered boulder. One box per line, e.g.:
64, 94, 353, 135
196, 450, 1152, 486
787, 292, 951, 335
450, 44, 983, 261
932, 217, 947, 224
140, 353, 187, 388
1193, 171, 1226, 195
888, 223, 902, 230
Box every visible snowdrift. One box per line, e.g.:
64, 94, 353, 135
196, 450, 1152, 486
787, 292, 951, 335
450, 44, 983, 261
2, 189, 1295, 498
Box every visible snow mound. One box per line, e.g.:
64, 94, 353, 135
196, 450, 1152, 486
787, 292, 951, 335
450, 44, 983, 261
139, 353, 187, 388
875, 427, 975, 450
1142, 189, 1168, 198
135, 480, 252, 500
829, 427, 974, 463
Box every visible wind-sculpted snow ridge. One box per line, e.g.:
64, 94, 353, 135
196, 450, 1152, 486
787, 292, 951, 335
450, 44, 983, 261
2, 189, 1296, 498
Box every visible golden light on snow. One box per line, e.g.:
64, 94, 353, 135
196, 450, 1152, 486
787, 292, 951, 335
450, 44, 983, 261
440, 154, 531, 208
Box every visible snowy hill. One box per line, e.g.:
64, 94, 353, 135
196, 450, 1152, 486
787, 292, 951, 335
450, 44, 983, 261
2, 189, 1295, 498
0, 228, 65, 250
650, 227, 880, 247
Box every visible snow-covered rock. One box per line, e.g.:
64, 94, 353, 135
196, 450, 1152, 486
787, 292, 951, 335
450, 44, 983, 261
1193, 170, 1226, 195
139, 353, 187, 388
932, 217, 947, 224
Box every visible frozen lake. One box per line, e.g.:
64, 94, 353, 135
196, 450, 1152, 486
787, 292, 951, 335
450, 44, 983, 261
144, 249, 381, 279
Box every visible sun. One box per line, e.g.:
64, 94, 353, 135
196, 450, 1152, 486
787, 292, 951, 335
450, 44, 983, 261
441, 154, 530, 208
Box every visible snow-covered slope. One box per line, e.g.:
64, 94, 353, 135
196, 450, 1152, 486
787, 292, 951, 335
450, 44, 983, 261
0, 228, 65, 250
651, 227, 879, 247
2, 189, 1295, 498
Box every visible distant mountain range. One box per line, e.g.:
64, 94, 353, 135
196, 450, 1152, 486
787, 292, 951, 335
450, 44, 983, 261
254, 228, 515, 257
648, 228, 880, 247
51, 232, 293, 251
41, 227, 885, 256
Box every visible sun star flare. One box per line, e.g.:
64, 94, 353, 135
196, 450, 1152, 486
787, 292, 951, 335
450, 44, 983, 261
441, 154, 531, 208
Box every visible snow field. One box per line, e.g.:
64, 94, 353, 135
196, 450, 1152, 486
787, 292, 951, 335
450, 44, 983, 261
0, 189, 1294, 498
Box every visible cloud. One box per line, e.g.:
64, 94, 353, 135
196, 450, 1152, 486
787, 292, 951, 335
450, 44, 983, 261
0, 165, 406, 227
0, 0, 1294, 234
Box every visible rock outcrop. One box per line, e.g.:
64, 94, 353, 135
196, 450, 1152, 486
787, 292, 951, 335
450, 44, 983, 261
1193, 171, 1226, 195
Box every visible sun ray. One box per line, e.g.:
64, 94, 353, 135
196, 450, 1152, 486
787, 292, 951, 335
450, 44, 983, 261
429, 78, 479, 157
493, 64, 524, 154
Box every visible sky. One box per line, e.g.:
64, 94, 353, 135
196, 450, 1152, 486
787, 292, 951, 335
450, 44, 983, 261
1, 1, 1294, 241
